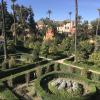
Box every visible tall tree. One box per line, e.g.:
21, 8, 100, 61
77, 15, 82, 24
12, 4, 30, 40
47, 9, 52, 19
28, 6, 37, 34
69, 12, 72, 34
11, 0, 17, 45
69, 12, 72, 22
74, 0, 78, 62
95, 9, 100, 51
0, 2, 13, 35
1, 0, 7, 60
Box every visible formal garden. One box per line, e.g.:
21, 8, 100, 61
0, 0, 100, 100
0, 61, 100, 100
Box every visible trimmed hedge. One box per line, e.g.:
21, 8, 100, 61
0, 60, 51, 81
59, 63, 81, 74
64, 60, 100, 73
64, 60, 100, 81
35, 72, 97, 100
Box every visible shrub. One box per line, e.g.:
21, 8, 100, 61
21, 54, 34, 63
36, 67, 42, 78
2, 59, 9, 70
8, 56, 16, 68
32, 49, 39, 61
91, 73, 100, 81
40, 41, 49, 57
81, 68, 88, 78
89, 51, 100, 66
7, 40, 16, 53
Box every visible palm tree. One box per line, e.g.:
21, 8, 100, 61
1, 0, 7, 60
47, 9, 52, 19
69, 12, 72, 22
69, 12, 72, 33
77, 15, 82, 24
74, 0, 78, 62
11, 0, 17, 45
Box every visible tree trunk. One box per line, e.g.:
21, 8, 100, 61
74, 0, 78, 62
2, 0, 8, 60
12, 2, 17, 45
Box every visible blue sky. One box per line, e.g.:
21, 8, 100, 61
4, 0, 100, 21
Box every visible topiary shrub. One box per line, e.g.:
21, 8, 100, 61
2, 59, 9, 70
8, 56, 16, 68
36, 67, 42, 78
31, 49, 39, 61
21, 54, 33, 63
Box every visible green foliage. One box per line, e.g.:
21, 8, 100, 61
96, 36, 100, 51
80, 40, 94, 55
15, 4, 30, 24
54, 63, 60, 71
77, 20, 90, 36
28, 42, 34, 48
33, 41, 41, 51
49, 39, 58, 54
21, 49, 39, 63
0, 2, 14, 33
91, 73, 100, 81
40, 41, 49, 57
31, 49, 39, 61
59, 37, 74, 56
2, 59, 9, 70
75, 51, 85, 62
21, 54, 33, 63
81, 68, 88, 78
7, 40, 16, 53
25, 34, 37, 48
91, 19, 100, 35
40, 18, 57, 34
28, 6, 37, 34
89, 51, 100, 66
76, 40, 95, 62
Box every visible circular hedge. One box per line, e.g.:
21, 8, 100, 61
48, 79, 84, 96
35, 72, 96, 100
